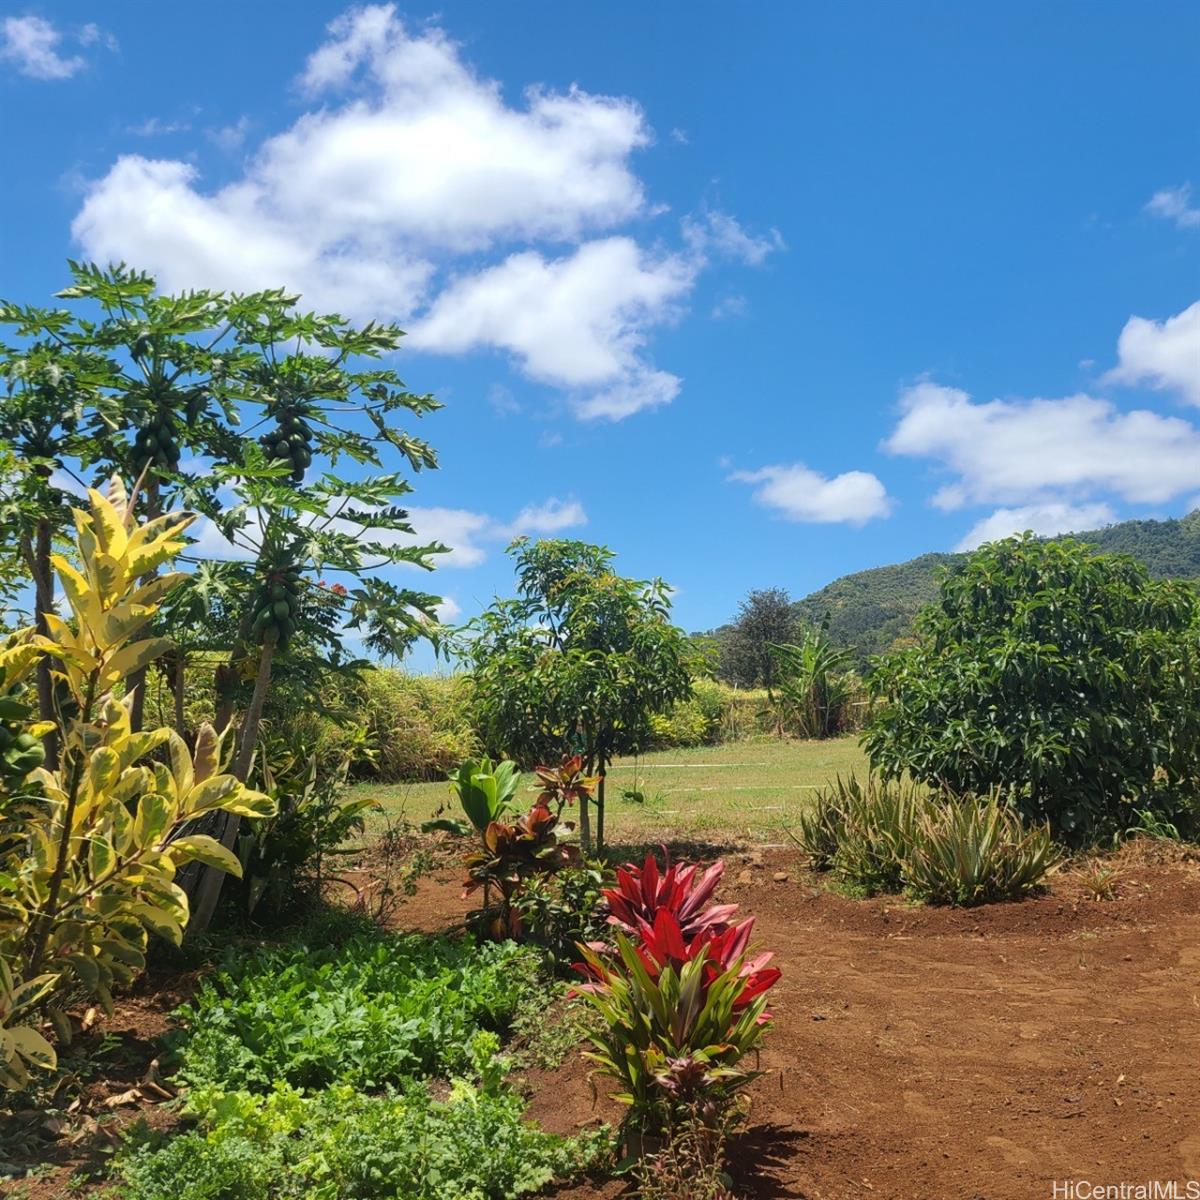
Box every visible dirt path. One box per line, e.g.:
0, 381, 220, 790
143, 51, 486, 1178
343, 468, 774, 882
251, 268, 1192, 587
539, 844, 1200, 1200
15, 843, 1200, 1200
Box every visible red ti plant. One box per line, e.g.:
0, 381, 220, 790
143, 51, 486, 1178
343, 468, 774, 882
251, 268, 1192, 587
604, 851, 739, 941
532, 753, 600, 815
571, 906, 780, 1148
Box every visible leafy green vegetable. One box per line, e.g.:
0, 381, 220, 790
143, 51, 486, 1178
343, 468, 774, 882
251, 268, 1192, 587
172, 929, 541, 1091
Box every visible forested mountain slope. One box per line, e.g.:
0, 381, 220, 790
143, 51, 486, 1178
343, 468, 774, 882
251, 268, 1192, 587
791, 511, 1200, 664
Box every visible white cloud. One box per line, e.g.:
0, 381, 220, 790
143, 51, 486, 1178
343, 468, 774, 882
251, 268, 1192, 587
954, 501, 1117, 552
501, 497, 587, 538
886, 380, 1200, 508
74, 6, 649, 307
127, 116, 191, 137
411, 238, 693, 419
71, 4, 778, 422
208, 116, 251, 153
729, 462, 892, 525
1, 15, 96, 80
343, 496, 588, 567
434, 595, 462, 622
683, 210, 784, 266
1146, 184, 1200, 230
1107, 301, 1200, 405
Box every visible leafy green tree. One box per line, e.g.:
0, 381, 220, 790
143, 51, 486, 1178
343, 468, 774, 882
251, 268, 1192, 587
718, 587, 800, 691
465, 539, 694, 852
1, 264, 447, 928
863, 534, 1200, 842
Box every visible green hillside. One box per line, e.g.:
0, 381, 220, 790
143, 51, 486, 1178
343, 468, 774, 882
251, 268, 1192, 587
796, 511, 1200, 665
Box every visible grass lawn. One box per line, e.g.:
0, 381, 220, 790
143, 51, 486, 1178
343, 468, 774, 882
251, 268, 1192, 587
350, 735, 868, 846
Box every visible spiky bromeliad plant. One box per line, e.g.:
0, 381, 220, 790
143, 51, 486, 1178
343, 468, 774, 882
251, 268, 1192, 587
0, 480, 274, 1090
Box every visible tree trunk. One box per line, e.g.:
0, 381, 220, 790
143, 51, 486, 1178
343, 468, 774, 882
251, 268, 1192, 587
32, 518, 58, 766
173, 655, 186, 738
578, 794, 591, 855
188, 631, 276, 935
595, 764, 606, 855
128, 479, 161, 733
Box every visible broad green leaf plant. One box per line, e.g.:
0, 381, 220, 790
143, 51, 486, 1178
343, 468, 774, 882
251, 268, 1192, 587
0, 479, 273, 1090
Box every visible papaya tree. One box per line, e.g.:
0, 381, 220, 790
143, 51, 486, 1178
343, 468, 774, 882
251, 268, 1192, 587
1, 265, 448, 931
465, 539, 694, 853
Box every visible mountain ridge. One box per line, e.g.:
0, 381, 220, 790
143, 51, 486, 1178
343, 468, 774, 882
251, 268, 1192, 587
793, 510, 1200, 664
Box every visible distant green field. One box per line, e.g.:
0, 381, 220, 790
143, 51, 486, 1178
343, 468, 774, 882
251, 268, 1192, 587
350, 735, 869, 846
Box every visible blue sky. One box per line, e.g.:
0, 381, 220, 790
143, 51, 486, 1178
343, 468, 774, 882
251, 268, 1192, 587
2, 2, 1198, 659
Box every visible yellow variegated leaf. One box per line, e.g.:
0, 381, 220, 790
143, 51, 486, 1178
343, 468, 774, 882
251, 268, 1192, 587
98, 604, 156, 652
88, 835, 116, 881
183, 774, 239, 815
133, 792, 172, 848
152, 760, 176, 803
7, 1025, 57, 1072
166, 731, 193, 799
26, 721, 55, 738
122, 728, 170, 770
85, 487, 129, 559
126, 572, 187, 611
223, 788, 276, 819
102, 697, 131, 743
104, 474, 130, 516
88, 746, 121, 794
126, 532, 194, 579
101, 637, 172, 689
168, 835, 243, 878
92, 551, 123, 602
128, 902, 184, 946
51, 554, 103, 634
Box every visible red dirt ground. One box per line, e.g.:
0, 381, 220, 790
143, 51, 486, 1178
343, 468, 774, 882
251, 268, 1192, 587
11, 841, 1200, 1200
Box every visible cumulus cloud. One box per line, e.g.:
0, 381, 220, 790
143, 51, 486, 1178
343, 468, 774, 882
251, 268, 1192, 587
361, 496, 587, 565
500, 497, 588, 538
954, 502, 1117, 552
71, 4, 778, 421
412, 238, 693, 419
729, 462, 892, 525
189, 494, 587, 568
1107, 301, 1200, 405
886, 380, 1200, 509
1, 15, 108, 80
1146, 184, 1200, 230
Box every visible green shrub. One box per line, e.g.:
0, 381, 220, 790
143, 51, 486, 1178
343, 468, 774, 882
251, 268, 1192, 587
172, 927, 541, 1092
353, 669, 479, 781
864, 535, 1200, 842
234, 734, 376, 923
117, 1073, 607, 1200
792, 774, 1057, 904
649, 680, 773, 747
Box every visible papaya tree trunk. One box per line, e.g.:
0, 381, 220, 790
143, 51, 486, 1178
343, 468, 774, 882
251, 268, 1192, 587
188, 631, 276, 935
31, 519, 58, 766
128, 478, 161, 733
